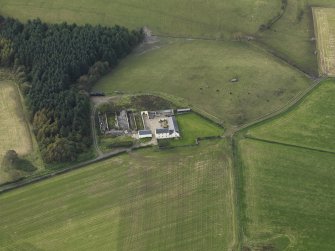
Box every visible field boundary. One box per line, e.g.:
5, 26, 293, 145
0, 136, 225, 194
0, 148, 131, 194
249, 40, 315, 79
229, 75, 327, 135
229, 76, 335, 250
245, 136, 335, 155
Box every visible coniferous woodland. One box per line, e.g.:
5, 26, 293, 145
0, 17, 143, 163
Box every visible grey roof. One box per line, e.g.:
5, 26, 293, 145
167, 116, 179, 133
160, 109, 174, 113
156, 128, 169, 134
177, 108, 191, 112
139, 130, 152, 136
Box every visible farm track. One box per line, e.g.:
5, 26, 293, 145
228, 75, 327, 250
245, 136, 335, 155
227, 75, 327, 136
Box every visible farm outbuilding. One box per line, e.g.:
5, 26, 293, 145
155, 128, 171, 139
138, 130, 153, 139
155, 117, 180, 139
177, 108, 191, 114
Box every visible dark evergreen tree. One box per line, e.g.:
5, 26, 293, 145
0, 17, 143, 163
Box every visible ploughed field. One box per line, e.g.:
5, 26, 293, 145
0, 140, 237, 251
313, 7, 335, 76
238, 80, 335, 250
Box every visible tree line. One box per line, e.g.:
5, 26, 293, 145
0, 16, 143, 163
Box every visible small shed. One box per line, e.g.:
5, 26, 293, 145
138, 130, 153, 139
177, 108, 191, 114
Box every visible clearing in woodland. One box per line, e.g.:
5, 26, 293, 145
0, 79, 34, 184
313, 7, 335, 76
0, 140, 238, 251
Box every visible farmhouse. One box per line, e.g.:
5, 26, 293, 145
138, 130, 153, 139
141, 109, 180, 139
155, 116, 180, 139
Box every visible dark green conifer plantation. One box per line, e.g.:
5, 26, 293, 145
0, 17, 143, 162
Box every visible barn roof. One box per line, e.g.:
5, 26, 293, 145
156, 128, 169, 134
177, 108, 191, 112
138, 130, 152, 136
168, 116, 179, 133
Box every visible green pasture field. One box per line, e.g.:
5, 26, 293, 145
0, 76, 43, 184
0, 0, 280, 39
246, 80, 335, 152
237, 78, 335, 250
257, 0, 335, 76
170, 113, 224, 147
94, 39, 311, 127
0, 140, 237, 251
313, 7, 335, 76
1, 0, 333, 77
238, 139, 335, 251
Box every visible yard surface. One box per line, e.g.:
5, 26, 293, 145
313, 7, 335, 76
171, 113, 224, 146
0, 140, 237, 251
94, 39, 311, 127
0, 79, 33, 184
237, 79, 335, 250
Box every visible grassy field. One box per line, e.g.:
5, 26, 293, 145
237, 78, 335, 250
94, 39, 311, 127
0, 78, 43, 184
0, 140, 237, 251
313, 7, 335, 76
170, 113, 224, 146
0, 0, 332, 78
257, 0, 335, 76
238, 139, 335, 251
0, 0, 325, 76
0, 0, 280, 39
247, 80, 335, 152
